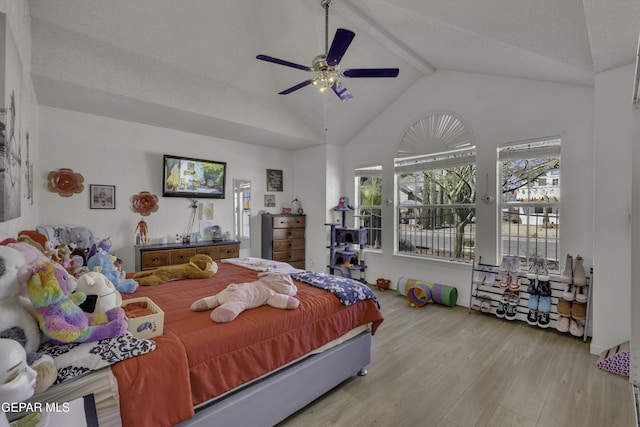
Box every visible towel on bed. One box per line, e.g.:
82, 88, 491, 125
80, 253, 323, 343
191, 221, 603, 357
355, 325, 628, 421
291, 271, 380, 308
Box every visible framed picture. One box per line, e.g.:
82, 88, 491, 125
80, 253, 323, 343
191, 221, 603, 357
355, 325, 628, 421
266, 169, 283, 192
90, 185, 116, 209
264, 194, 276, 207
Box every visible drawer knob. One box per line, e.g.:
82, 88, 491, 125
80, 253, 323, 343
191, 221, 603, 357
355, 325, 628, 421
152, 257, 160, 262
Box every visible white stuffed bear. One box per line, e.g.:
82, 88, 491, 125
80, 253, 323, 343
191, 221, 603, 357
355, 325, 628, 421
0, 245, 57, 393
190, 272, 299, 323
76, 268, 123, 314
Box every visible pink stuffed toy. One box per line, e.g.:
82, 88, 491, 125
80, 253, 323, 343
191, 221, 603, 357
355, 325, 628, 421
190, 272, 300, 323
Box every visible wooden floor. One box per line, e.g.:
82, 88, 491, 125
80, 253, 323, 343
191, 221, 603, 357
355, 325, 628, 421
278, 289, 635, 427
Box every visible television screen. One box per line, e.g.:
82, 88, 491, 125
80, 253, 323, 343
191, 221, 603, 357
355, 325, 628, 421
162, 154, 226, 199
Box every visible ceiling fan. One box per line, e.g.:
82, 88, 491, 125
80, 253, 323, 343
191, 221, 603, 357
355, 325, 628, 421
256, 0, 399, 101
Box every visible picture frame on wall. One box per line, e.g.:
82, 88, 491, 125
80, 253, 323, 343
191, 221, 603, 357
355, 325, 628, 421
266, 169, 283, 192
264, 194, 276, 207
90, 185, 116, 209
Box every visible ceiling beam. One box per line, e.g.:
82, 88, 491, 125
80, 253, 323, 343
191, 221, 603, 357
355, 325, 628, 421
339, 0, 436, 75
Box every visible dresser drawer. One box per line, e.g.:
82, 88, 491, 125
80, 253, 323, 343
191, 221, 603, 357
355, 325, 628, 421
218, 245, 240, 259
170, 248, 196, 265
273, 250, 305, 263
272, 228, 305, 240
273, 239, 305, 252
272, 216, 305, 229
289, 261, 305, 269
196, 246, 220, 260
140, 250, 171, 270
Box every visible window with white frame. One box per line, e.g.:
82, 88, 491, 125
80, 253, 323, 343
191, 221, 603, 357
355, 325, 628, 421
355, 165, 382, 249
498, 137, 561, 270
394, 147, 476, 261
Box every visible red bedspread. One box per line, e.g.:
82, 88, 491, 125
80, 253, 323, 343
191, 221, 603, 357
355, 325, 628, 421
112, 264, 384, 427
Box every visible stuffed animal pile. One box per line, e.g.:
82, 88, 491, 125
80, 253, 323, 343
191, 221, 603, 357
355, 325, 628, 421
190, 272, 300, 323
134, 254, 218, 286
0, 246, 57, 393
87, 251, 138, 293
28, 261, 128, 344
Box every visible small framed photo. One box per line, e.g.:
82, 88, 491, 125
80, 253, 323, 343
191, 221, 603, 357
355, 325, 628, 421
264, 194, 276, 207
266, 169, 283, 192
90, 185, 116, 209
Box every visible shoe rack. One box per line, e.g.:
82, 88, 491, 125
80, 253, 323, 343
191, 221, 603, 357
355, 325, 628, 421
468, 256, 593, 342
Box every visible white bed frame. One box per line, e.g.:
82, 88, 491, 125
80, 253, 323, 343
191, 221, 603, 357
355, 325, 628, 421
177, 331, 372, 427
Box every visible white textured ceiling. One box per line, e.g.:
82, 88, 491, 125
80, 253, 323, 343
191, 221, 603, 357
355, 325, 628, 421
27, 0, 640, 150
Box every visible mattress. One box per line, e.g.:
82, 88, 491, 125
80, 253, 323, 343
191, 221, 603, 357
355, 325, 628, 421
112, 264, 384, 427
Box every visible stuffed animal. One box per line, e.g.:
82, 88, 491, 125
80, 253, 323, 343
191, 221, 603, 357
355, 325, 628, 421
58, 226, 95, 250
27, 261, 128, 344
0, 246, 57, 394
76, 268, 123, 315
87, 251, 138, 294
190, 272, 299, 323
134, 254, 218, 286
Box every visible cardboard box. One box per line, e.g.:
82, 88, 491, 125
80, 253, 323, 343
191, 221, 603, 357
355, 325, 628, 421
122, 297, 164, 339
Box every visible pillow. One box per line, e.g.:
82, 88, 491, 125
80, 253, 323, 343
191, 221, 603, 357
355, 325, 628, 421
37, 331, 156, 385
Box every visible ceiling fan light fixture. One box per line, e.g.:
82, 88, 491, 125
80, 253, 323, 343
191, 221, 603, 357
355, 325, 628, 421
256, 0, 399, 100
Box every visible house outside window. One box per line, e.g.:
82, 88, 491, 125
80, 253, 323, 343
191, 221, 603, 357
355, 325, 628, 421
498, 137, 561, 270
394, 147, 476, 261
355, 165, 382, 249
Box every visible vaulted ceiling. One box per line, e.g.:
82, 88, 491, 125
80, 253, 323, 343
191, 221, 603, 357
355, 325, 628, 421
28, 0, 640, 150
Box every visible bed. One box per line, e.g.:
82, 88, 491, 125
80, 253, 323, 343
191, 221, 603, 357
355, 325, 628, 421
20, 262, 384, 427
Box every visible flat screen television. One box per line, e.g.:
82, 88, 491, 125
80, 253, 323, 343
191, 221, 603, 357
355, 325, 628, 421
162, 154, 226, 199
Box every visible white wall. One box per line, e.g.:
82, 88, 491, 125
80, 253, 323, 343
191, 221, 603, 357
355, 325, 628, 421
632, 98, 640, 386
342, 70, 604, 350
592, 65, 634, 356
38, 106, 297, 271
0, 0, 40, 240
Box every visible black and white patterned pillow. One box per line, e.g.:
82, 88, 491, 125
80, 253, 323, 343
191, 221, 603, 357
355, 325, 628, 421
38, 331, 156, 385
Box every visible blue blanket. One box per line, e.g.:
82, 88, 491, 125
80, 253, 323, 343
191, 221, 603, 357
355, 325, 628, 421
292, 271, 380, 309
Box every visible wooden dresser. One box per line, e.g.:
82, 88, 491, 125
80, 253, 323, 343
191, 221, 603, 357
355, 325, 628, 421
135, 240, 240, 271
261, 213, 306, 269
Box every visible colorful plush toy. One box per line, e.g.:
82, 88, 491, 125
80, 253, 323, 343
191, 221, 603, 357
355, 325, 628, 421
190, 272, 299, 323
76, 268, 123, 315
134, 254, 218, 286
27, 261, 128, 344
0, 246, 57, 394
87, 251, 138, 294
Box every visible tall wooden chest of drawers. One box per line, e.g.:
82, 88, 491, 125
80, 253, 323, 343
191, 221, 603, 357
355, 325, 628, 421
261, 213, 306, 269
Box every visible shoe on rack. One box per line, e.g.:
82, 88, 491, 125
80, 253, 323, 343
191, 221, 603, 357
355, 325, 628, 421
526, 257, 539, 280
499, 256, 511, 273
473, 270, 485, 284
556, 315, 570, 333
496, 302, 507, 318
569, 318, 584, 337
560, 254, 573, 284
563, 284, 576, 301
509, 275, 521, 291
526, 278, 538, 295
471, 296, 483, 311
538, 295, 551, 314
538, 280, 552, 297
480, 297, 492, 313
537, 311, 550, 328
557, 299, 571, 317
509, 257, 521, 275
485, 272, 496, 285
571, 302, 586, 321
575, 285, 588, 303
527, 294, 539, 311
526, 309, 538, 325
499, 274, 511, 289
573, 255, 587, 286
505, 303, 517, 321
537, 258, 550, 281
509, 290, 520, 306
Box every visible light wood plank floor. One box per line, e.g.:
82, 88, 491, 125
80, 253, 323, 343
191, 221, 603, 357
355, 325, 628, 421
278, 289, 635, 427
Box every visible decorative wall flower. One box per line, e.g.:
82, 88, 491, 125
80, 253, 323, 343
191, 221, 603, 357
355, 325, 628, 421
47, 168, 84, 197
131, 191, 159, 216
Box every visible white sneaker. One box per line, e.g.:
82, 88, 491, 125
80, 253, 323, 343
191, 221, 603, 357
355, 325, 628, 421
473, 271, 485, 284
537, 258, 550, 281
575, 285, 588, 303
526, 257, 539, 280
563, 284, 576, 301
